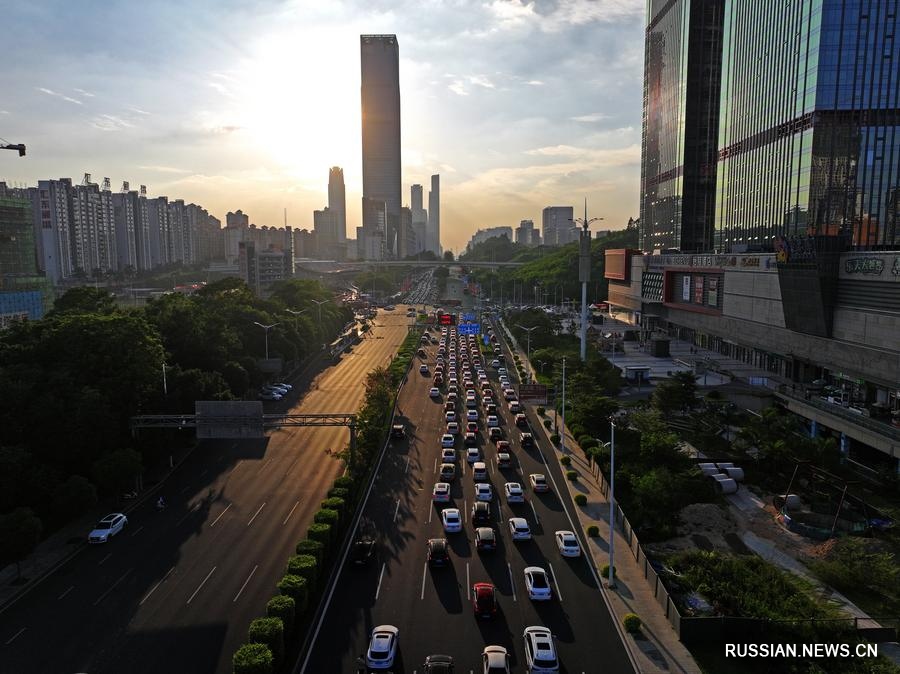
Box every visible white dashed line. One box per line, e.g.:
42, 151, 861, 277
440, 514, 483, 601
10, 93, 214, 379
176, 502, 199, 526
508, 563, 517, 601
179, 485, 190, 494
233, 565, 258, 602
258, 458, 272, 474
428, 505, 433, 524
4, 627, 25, 645
549, 563, 562, 602
530, 501, 540, 524
98, 553, 112, 566
140, 567, 175, 606
57, 586, 74, 601
466, 563, 470, 599
247, 503, 266, 526
282, 501, 300, 526
93, 569, 132, 606
405, 456, 410, 474
393, 499, 401, 522
186, 566, 216, 605
211, 503, 231, 527
375, 563, 386, 600
130, 525, 144, 537
420, 562, 427, 600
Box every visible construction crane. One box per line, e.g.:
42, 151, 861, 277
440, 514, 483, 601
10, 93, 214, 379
0, 137, 26, 156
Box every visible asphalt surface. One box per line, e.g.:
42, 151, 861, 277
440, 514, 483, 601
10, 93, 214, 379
302, 318, 634, 673
0, 309, 410, 674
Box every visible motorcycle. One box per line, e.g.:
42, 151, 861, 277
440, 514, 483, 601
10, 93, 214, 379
155, 498, 166, 511
121, 490, 138, 500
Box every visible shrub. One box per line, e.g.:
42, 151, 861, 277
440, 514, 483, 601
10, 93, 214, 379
286, 554, 318, 588
569, 425, 585, 441
623, 613, 642, 633
248, 617, 284, 667
232, 643, 273, 674
295, 539, 325, 566
550, 433, 561, 445
327, 486, 350, 501
543, 419, 552, 430
313, 508, 340, 527
266, 595, 295, 636
536, 406, 545, 416
560, 456, 572, 466
332, 475, 355, 491
578, 436, 598, 450
277, 574, 309, 613
601, 563, 617, 578
566, 470, 578, 481
587, 525, 600, 537
320, 497, 346, 515
308, 522, 332, 548
574, 494, 587, 506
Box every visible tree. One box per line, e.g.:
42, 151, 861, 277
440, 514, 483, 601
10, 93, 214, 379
443, 250, 454, 261
91, 448, 142, 495
52, 475, 97, 522
0, 508, 42, 579
49, 287, 117, 316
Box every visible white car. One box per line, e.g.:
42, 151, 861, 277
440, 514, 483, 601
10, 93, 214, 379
258, 390, 282, 401
466, 447, 480, 463
88, 513, 128, 543
509, 400, 522, 413
524, 566, 552, 601
508, 517, 531, 541
466, 409, 479, 422
491, 359, 501, 368
447, 421, 460, 435
475, 483, 493, 502
366, 624, 399, 670
486, 415, 499, 428
445, 411, 457, 423
523, 626, 559, 673
441, 448, 456, 463
529, 473, 550, 493
503, 388, 516, 400
432, 482, 451, 503
441, 508, 462, 533
555, 530, 581, 557
272, 381, 293, 390
504, 482, 525, 503
483, 645, 510, 673
429, 387, 441, 398
498, 367, 508, 376
441, 434, 455, 448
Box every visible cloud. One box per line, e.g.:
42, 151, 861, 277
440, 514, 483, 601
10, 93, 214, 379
469, 75, 495, 89
73, 87, 95, 98
448, 80, 468, 96
526, 144, 584, 157
36, 87, 82, 105
0, 110, 8, 114
526, 80, 544, 86
438, 163, 457, 173
129, 106, 151, 116
486, 0, 643, 33
137, 165, 191, 174
571, 112, 609, 123
208, 81, 235, 97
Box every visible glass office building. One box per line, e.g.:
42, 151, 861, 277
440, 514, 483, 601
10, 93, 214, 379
714, 0, 900, 252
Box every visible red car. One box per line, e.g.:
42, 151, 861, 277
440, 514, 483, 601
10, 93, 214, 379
472, 582, 497, 618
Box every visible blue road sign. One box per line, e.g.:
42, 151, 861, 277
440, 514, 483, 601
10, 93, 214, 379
458, 323, 480, 335
462, 312, 476, 322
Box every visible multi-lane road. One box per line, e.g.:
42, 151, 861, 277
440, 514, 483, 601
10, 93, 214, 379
0, 308, 410, 674
302, 317, 633, 673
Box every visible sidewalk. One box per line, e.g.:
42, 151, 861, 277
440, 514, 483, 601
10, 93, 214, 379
538, 408, 703, 674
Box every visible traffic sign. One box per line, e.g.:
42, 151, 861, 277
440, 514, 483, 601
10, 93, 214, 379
462, 312, 476, 322
518, 384, 548, 404
458, 323, 480, 335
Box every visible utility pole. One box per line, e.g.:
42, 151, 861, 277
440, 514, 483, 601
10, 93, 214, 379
560, 357, 566, 453
571, 199, 602, 361
608, 419, 617, 588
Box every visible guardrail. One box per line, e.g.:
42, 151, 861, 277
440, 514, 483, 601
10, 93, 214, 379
775, 385, 900, 443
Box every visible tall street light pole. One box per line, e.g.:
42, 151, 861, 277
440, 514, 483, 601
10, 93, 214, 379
571, 199, 603, 361
608, 419, 617, 588
515, 324, 539, 380
253, 321, 281, 360
560, 357, 566, 453
311, 299, 330, 347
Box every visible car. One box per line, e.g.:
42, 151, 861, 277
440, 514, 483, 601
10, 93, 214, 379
447, 422, 460, 435
466, 396, 478, 409
497, 452, 512, 468
471, 500, 491, 525
485, 403, 498, 415
445, 411, 457, 423
473, 582, 498, 618
466, 421, 478, 434
466, 409, 479, 422
444, 400, 455, 412
263, 384, 289, 395
348, 537, 377, 565
529, 473, 549, 493
419, 364, 429, 374
474, 526, 497, 552
258, 390, 283, 401
498, 367, 508, 376
472, 461, 488, 481
523, 626, 559, 673
520, 432, 534, 448
486, 415, 499, 427
447, 391, 458, 402
482, 645, 510, 674
491, 359, 501, 368
514, 413, 528, 428
271, 382, 293, 390
448, 384, 458, 395
466, 446, 480, 463
423, 654, 455, 674
509, 400, 522, 414
475, 483, 493, 502
429, 387, 441, 398
503, 388, 517, 400
555, 530, 582, 557
496, 440, 510, 452
433, 375, 444, 386
488, 427, 503, 441
504, 482, 525, 503
508, 517, 531, 540
427, 538, 450, 566
524, 566, 552, 601
464, 432, 478, 447
439, 463, 456, 481
441, 447, 456, 463
366, 625, 399, 670
441, 508, 462, 533
441, 434, 455, 448
391, 424, 405, 438
480, 381, 492, 392
88, 513, 128, 543
432, 482, 451, 502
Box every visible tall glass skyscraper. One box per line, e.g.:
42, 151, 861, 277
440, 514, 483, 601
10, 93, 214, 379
360, 34, 401, 258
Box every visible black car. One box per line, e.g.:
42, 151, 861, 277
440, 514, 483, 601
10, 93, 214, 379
427, 538, 449, 566
471, 501, 491, 526
348, 538, 376, 565
520, 432, 534, 448
424, 654, 454, 673
391, 424, 405, 439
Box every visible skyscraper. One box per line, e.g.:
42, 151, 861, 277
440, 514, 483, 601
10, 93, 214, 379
427, 174, 440, 255
515, 219, 535, 246
541, 206, 574, 246
328, 167, 347, 243
411, 184, 427, 254
360, 34, 401, 257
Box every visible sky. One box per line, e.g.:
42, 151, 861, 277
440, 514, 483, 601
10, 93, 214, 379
1, 0, 645, 253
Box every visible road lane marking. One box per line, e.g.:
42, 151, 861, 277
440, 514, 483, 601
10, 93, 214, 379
57, 586, 74, 600
130, 525, 144, 537
233, 565, 258, 602
199, 469, 208, 477
176, 502, 199, 526
508, 563, 516, 601
282, 501, 300, 526
530, 501, 540, 524
393, 499, 401, 523
420, 562, 427, 600
433, 458, 436, 473
247, 503, 266, 526
179, 485, 190, 494
211, 503, 232, 527
405, 456, 410, 474
463, 498, 467, 516
4, 627, 25, 645
258, 458, 271, 473
428, 505, 433, 524
462, 460, 466, 476
466, 563, 470, 599
549, 563, 562, 602
98, 553, 112, 566
375, 563, 386, 600
186, 566, 216, 605
140, 567, 175, 605
229, 460, 243, 477
93, 569, 132, 606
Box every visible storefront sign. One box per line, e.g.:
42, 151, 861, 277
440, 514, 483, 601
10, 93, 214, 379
845, 257, 884, 275
647, 254, 772, 269
707, 278, 719, 306
682, 275, 691, 301
694, 276, 704, 304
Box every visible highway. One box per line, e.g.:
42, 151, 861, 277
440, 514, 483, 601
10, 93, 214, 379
0, 308, 410, 674
302, 317, 634, 673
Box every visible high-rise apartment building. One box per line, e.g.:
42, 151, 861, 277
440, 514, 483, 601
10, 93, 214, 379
361, 35, 401, 257
328, 167, 347, 243
427, 174, 440, 255
467, 226, 513, 251
515, 220, 535, 246
411, 184, 428, 254
147, 196, 170, 267
541, 206, 574, 246
112, 190, 137, 270
32, 179, 74, 283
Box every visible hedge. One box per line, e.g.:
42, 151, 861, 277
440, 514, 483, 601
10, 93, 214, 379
550, 433, 561, 445
332, 475, 355, 491
248, 617, 284, 668
233, 642, 273, 674
308, 522, 333, 548
320, 497, 346, 516
536, 406, 545, 416
560, 456, 571, 466
314, 508, 340, 527
587, 524, 600, 537
574, 494, 587, 506
277, 574, 309, 613
623, 613, 642, 633
601, 564, 617, 578
543, 419, 552, 430
286, 554, 318, 588
327, 486, 351, 501
295, 539, 325, 566
566, 470, 578, 481
266, 595, 295, 636
578, 436, 598, 450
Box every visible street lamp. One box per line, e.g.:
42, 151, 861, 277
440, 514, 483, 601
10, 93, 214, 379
608, 420, 617, 588
252, 321, 280, 360
515, 324, 539, 378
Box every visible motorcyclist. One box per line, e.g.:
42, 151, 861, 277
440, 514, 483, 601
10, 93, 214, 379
156, 496, 165, 510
